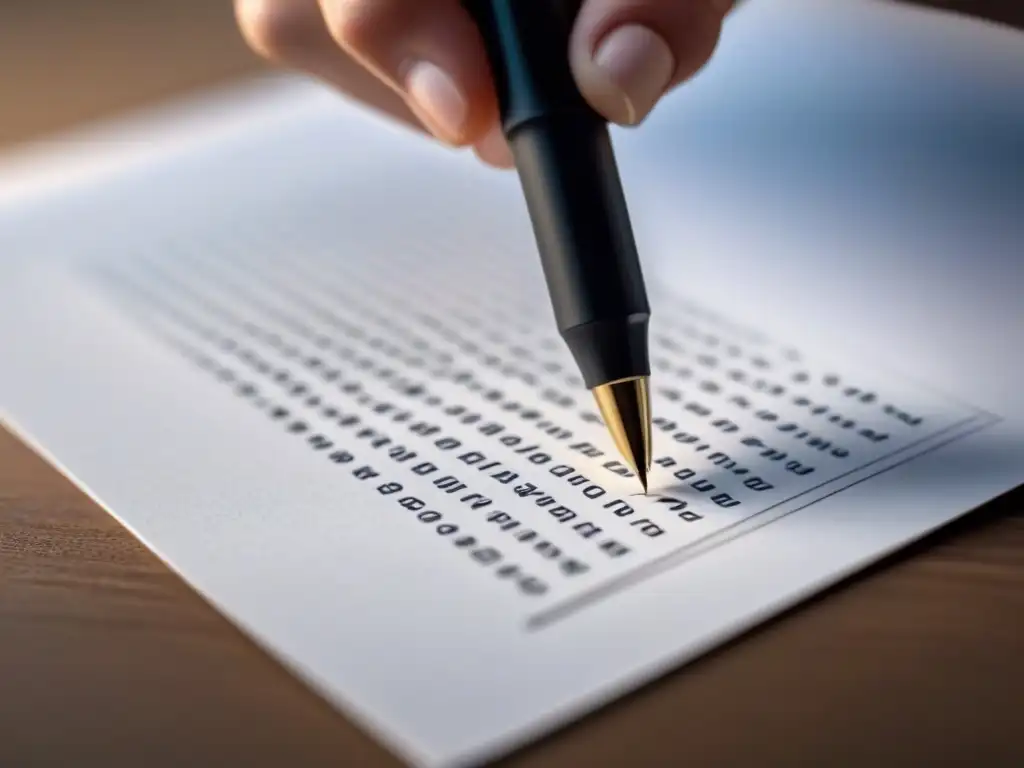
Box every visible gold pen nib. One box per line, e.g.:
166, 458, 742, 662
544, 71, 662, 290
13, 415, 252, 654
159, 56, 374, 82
592, 376, 652, 493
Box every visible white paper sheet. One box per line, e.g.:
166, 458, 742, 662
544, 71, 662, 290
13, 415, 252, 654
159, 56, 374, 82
1, 2, 1021, 766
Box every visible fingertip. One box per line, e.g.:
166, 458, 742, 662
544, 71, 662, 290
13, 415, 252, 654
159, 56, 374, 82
572, 23, 675, 126
320, 0, 498, 148
415, 14, 500, 147
473, 122, 515, 170
570, 0, 726, 126
403, 60, 471, 145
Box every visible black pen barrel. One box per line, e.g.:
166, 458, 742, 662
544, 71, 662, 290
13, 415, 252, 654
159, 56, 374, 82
464, 0, 651, 389
510, 117, 650, 388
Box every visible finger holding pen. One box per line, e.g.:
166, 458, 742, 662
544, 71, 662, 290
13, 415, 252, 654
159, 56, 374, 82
235, 0, 735, 168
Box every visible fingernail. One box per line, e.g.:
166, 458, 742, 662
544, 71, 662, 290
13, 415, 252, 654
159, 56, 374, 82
592, 25, 675, 125
404, 60, 467, 144
475, 123, 515, 169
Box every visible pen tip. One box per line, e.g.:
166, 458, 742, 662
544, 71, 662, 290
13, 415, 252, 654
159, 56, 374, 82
592, 376, 652, 494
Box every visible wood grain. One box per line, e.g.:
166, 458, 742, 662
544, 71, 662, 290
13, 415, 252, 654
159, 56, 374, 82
1, 2, 1022, 766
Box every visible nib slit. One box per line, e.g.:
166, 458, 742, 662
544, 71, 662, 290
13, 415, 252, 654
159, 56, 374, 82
592, 376, 652, 496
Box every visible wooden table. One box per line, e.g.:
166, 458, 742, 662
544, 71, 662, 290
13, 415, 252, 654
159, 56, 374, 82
2, 2, 1022, 766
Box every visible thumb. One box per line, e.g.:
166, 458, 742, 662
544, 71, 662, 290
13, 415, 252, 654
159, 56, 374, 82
569, 0, 734, 126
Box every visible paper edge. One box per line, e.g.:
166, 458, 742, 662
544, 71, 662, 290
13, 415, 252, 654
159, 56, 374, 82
0, 74, 313, 207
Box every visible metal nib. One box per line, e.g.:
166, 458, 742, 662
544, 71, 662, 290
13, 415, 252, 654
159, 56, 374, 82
592, 376, 652, 493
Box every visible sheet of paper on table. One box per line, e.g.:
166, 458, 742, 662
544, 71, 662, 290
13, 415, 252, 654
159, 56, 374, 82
1, 1, 1021, 765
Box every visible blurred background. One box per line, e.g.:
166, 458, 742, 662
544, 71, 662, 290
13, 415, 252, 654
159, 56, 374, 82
0, 1, 258, 148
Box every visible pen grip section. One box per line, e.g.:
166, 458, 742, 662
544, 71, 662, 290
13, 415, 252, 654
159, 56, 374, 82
464, 0, 592, 132
510, 116, 651, 387
464, 0, 651, 388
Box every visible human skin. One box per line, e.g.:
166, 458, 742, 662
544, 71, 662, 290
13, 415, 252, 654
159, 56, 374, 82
234, 0, 733, 168
234, 0, 1021, 169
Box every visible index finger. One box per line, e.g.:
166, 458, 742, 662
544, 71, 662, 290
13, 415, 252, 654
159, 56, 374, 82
318, 0, 499, 146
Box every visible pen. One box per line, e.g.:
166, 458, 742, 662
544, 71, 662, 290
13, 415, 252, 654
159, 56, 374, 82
463, 0, 653, 491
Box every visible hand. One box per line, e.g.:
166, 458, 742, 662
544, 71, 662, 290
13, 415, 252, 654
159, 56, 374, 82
235, 0, 735, 169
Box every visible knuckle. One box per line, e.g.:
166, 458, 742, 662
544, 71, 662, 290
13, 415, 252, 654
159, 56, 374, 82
322, 0, 384, 52
236, 0, 313, 61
